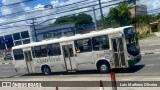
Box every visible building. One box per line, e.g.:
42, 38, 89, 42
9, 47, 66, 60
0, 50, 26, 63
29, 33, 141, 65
150, 20, 160, 32
0, 26, 32, 51
34, 23, 76, 41
129, 5, 147, 17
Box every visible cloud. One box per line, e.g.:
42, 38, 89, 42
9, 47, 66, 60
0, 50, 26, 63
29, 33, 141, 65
34, 4, 44, 10
2, 0, 21, 5
1, 0, 26, 15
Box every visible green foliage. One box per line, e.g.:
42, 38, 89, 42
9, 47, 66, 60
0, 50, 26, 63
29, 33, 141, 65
54, 15, 77, 24
106, 2, 131, 27
54, 13, 93, 26
138, 33, 155, 40
135, 14, 160, 27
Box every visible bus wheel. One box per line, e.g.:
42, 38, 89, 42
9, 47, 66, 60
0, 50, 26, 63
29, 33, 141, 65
42, 66, 51, 75
98, 63, 110, 73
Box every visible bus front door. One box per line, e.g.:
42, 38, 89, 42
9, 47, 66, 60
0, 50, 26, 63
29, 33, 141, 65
24, 51, 34, 73
62, 44, 76, 71
111, 37, 126, 67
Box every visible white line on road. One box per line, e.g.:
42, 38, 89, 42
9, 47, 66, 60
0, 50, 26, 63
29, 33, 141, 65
145, 64, 155, 67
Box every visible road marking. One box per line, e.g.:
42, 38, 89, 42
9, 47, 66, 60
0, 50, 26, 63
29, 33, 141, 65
145, 64, 155, 67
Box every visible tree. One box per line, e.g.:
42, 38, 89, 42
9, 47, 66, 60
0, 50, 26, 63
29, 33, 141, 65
54, 13, 93, 26
54, 15, 77, 24
75, 13, 93, 26
107, 2, 131, 27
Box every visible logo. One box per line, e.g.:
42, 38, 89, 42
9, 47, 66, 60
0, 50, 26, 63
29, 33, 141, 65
2, 82, 12, 87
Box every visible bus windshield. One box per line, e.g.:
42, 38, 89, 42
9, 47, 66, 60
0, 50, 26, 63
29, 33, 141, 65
124, 27, 140, 56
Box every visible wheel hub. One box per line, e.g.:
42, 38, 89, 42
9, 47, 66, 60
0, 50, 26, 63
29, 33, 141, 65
101, 64, 107, 71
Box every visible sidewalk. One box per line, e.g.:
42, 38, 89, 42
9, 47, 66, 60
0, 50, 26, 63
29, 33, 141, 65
139, 36, 160, 55
0, 58, 12, 65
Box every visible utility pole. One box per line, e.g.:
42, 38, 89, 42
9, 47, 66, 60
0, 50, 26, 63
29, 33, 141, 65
93, 7, 98, 30
98, 0, 105, 29
134, 0, 137, 30
31, 18, 37, 42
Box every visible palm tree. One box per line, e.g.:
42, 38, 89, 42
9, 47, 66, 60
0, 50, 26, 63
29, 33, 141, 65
107, 2, 131, 27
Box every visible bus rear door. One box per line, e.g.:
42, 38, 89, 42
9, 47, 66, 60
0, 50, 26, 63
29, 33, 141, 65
61, 42, 77, 71
23, 48, 35, 73
111, 36, 126, 68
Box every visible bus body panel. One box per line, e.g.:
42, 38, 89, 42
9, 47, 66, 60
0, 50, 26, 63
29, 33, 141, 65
34, 55, 66, 73
76, 52, 95, 70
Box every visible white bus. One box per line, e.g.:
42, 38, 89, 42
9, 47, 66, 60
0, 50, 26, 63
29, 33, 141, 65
12, 26, 141, 75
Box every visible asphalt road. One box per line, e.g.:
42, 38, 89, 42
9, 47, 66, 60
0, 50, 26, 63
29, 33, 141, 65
0, 54, 160, 79
140, 44, 160, 51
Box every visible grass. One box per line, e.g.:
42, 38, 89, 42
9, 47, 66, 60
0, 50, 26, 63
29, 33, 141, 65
138, 33, 155, 40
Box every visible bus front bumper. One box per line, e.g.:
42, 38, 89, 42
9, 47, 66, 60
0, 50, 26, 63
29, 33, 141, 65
128, 54, 141, 67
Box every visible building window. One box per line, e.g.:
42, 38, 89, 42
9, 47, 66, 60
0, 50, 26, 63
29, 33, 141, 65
52, 32, 61, 38
47, 43, 61, 56
22, 39, 30, 44
43, 33, 52, 39
64, 31, 74, 37
15, 41, 22, 46
0, 36, 5, 50
74, 38, 92, 53
21, 31, 29, 39
92, 35, 109, 51
4, 35, 14, 48
13, 33, 21, 40
13, 49, 24, 60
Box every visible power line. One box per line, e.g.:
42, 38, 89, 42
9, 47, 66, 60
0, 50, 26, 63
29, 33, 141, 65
0, 3, 113, 29
0, 0, 120, 26
0, 0, 123, 28
0, 0, 98, 18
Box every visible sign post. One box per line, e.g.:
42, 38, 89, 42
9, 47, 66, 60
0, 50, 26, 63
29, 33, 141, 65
110, 72, 117, 90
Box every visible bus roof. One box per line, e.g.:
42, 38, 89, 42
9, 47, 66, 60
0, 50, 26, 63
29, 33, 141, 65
12, 26, 133, 50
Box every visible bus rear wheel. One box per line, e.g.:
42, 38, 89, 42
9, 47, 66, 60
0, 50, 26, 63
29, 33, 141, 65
42, 66, 51, 75
98, 63, 110, 73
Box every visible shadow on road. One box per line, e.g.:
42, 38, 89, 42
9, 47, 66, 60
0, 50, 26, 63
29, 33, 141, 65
21, 64, 145, 76
111, 64, 145, 73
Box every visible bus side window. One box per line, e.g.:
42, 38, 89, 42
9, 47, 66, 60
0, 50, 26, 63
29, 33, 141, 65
31, 47, 35, 58
34, 45, 47, 58
92, 35, 109, 51
47, 43, 61, 56
74, 38, 92, 53
40, 45, 47, 57
13, 49, 24, 60
34, 46, 41, 58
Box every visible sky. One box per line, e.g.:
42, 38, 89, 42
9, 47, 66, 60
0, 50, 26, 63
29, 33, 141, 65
0, 0, 159, 30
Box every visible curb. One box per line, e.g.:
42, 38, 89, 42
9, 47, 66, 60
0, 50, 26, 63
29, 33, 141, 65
0, 62, 12, 65
141, 49, 160, 55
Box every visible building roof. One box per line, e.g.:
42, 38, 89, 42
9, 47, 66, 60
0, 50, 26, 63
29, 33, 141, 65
150, 20, 160, 25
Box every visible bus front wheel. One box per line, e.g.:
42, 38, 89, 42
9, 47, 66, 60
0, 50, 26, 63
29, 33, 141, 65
97, 62, 110, 73
42, 66, 51, 75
